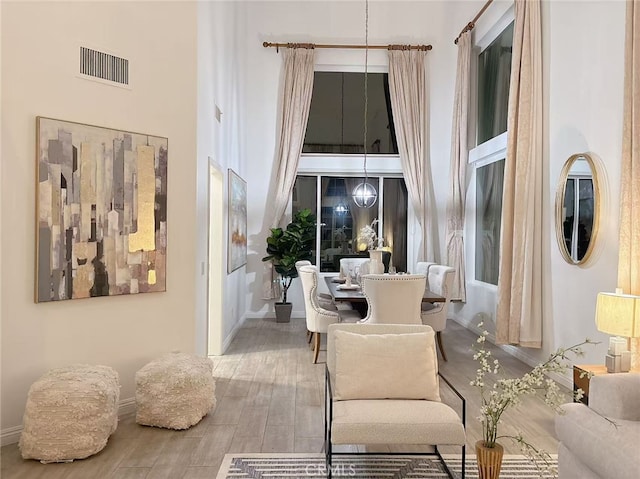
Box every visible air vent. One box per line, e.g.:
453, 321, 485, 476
79, 46, 129, 86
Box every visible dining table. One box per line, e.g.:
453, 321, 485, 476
324, 275, 445, 317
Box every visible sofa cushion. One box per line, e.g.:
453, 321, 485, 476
331, 399, 465, 445
557, 443, 601, 479
589, 373, 640, 421
333, 330, 439, 401
556, 402, 640, 479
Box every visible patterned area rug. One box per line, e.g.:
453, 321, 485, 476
216, 453, 557, 478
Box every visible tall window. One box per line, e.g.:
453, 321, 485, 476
292, 175, 408, 273
470, 17, 514, 286
303, 72, 398, 155
475, 161, 505, 285
297, 69, 407, 273
477, 22, 514, 145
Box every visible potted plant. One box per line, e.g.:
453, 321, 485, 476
262, 208, 316, 322
471, 321, 593, 479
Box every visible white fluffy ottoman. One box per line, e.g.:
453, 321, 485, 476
19, 364, 120, 463
135, 352, 216, 430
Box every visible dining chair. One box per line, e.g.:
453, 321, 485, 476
297, 260, 353, 314
325, 323, 466, 479
415, 261, 437, 288
338, 257, 369, 278
357, 260, 369, 275
421, 265, 455, 361
299, 265, 361, 363
295, 260, 335, 308
360, 274, 426, 324
296, 260, 337, 344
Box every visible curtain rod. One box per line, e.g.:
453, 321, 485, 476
263, 42, 432, 52
454, 0, 494, 44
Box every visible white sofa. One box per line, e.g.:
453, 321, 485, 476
555, 373, 640, 479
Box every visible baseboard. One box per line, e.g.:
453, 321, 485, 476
1, 396, 138, 447
451, 316, 572, 390
1, 425, 22, 447
243, 311, 306, 320
118, 397, 136, 417
222, 314, 247, 353
220, 311, 304, 352
222, 315, 245, 353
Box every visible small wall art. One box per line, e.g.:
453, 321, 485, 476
228, 169, 247, 273
35, 116, 168, 302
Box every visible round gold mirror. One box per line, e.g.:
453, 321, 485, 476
555, 153, 600, 265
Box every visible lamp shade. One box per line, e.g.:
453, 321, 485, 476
595, 292, 640, 338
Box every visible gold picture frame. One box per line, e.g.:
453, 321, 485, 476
35, 116, 168, 302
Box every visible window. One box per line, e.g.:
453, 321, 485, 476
303, 72, 398, 155
477, 22, 514, 145
292, 175, 408, 273
475, 160, 505, 285
470, 16, 514, 286
297, 68, 407, 272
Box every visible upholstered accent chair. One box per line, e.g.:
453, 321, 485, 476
299, 265, 360, 363
360, 274, 426, 324
555, 373, 640, 479
420, 265, 455, 361
325, 323, 466, 479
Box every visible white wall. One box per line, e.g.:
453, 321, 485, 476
242, 0, 463, 318
197, 1, 249, 351
452, 0, 625, 380
1, 1, 198, 443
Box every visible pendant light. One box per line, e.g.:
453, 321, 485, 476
334, 202, 349, 215
352, 0, 378, 208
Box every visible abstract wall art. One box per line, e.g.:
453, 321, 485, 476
228, 169, 247, 273
35, 117, 168, 302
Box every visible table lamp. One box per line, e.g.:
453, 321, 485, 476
595, 289, 640, 372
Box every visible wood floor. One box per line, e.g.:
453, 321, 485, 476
0, 318, 566, 478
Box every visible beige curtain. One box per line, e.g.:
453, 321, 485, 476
496, 0, 543, 347
445, 31, 471, 302
262, 47, 315, 300
388, 49, 437, 262
619, 0, 640, 368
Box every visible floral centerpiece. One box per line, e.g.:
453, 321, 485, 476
471, 321, 593, 478
358, 219, 383, 250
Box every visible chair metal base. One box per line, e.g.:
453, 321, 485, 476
324, 447, 465, 479
324, 368, 466, 479
436, 330, 448, 362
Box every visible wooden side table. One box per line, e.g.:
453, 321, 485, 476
573, 364, 608, 405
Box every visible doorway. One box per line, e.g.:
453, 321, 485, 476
208, 159, 224, 356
